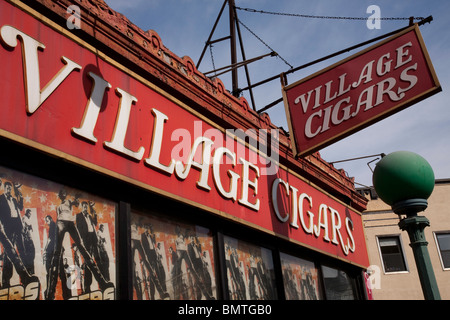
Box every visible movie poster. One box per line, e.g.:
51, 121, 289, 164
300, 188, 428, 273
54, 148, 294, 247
0, 165, 116, 300
224, 236, 277, 300
280, 253, 321, 300
131, 212, 217, 300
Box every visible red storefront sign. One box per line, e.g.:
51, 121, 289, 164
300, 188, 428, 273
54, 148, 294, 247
0, 0, 369, 267
282, 24, 441, 157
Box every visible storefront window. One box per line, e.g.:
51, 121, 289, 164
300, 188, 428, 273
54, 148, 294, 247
0, 165, 116, 300
224, 235, 277, 300
321, 265, 355, 300
130, 212, 217, 300
280, 253, 321, 300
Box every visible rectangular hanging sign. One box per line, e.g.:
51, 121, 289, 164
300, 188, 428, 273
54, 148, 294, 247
282, 24, 441, 157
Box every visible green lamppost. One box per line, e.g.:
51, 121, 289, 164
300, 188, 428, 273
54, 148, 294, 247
372, 151, 441, 300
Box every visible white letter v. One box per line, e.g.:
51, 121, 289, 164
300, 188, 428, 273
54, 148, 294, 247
0, 25, 81, 114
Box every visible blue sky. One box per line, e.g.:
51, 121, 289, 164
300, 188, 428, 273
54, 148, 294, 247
104, 0, 450, 187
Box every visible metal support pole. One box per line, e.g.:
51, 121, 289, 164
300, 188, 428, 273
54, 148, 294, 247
228, 0, 238, 97
196, 0, 228, 69
398, 215, 441, 300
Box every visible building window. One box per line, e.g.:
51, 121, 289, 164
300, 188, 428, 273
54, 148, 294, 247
378, 236, 407, 273
130, 211, 217, 300
280, 253, 321, 300
0, 164, 117, 300
321, 265, 355, 300
435, 232, 450, 269
224, 235, 277, 300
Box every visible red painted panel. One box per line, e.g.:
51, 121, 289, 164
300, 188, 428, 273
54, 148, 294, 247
0, 0, 369, 267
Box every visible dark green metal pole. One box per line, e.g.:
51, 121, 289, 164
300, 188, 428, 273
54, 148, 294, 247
372, 152, 440, 300
398, 214, 441, 300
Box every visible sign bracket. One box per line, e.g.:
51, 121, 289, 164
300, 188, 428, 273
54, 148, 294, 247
255, 16, 434, 114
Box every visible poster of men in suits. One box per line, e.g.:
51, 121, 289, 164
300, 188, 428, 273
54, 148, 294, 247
0, 166, 116, 300
131, 212, 216, 300
224, 236, 277, 300
280, 252, 320, 300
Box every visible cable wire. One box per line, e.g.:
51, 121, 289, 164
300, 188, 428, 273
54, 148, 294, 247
209, 44, 217, 78
236, 17, 293, 69
235, 6, 425, 22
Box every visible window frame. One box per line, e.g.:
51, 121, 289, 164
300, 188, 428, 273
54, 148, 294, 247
279, 252, 322, 300
376, 235, 409, 274
320, 264, 357, 300
433, 231, 450, 271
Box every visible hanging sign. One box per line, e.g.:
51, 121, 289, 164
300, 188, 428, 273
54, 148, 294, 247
282, 24, 441, 157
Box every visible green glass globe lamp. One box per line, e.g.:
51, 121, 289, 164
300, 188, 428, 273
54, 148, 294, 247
372, 151, 435, 216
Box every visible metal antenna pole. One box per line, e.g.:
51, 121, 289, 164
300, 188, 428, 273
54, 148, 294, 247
196, 0, 228, 69
228, 0, 239, 97
234, 5, 256, 109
